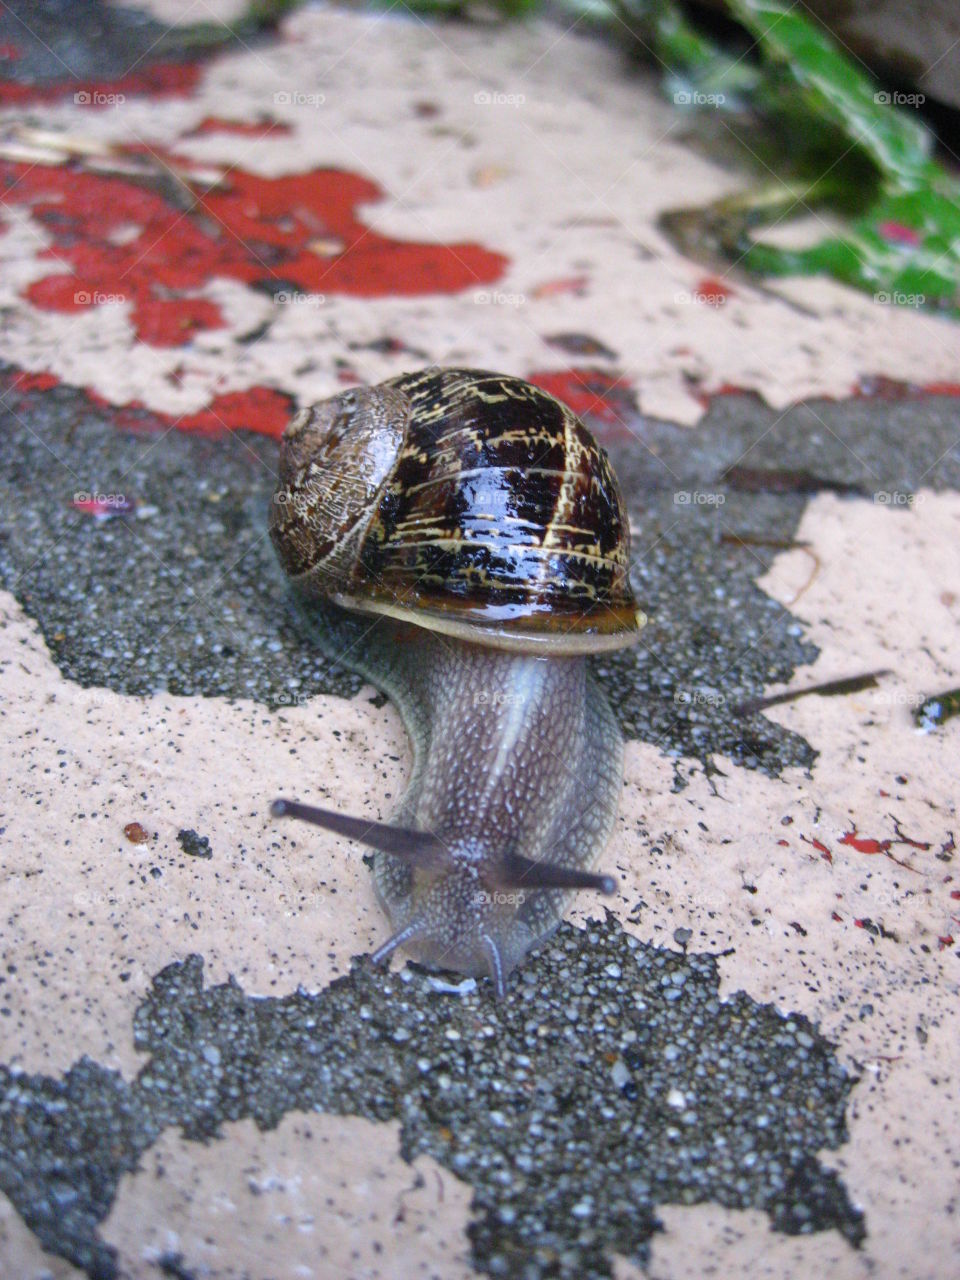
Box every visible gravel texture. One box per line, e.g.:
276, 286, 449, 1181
3, 376, 958, 782
0, 915, 862, 1280
2, 374, 958, 1276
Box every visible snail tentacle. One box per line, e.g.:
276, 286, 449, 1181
271, 798, 449, 871
371, 922, 427, 966
480, 932, 507, 1000
492, 852, 617, 895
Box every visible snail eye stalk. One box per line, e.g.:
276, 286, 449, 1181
370, 922, 426, 966
491, 851, 617, 895
271, 798, 451, 871
271, 800, 616, 895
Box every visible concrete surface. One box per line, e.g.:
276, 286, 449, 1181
0, 3, 958, 1279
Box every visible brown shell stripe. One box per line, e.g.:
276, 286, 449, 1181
355, 370, 635, 630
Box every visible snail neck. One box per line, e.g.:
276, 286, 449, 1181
291, 596, 586, 802
412, 633, 586, 850
290, 598, 595, 851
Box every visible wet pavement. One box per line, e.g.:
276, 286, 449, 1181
2, 374, 958, 776
1, 357, 957, 1280
0, 920, 861, 1280
0, 3, 958, 1279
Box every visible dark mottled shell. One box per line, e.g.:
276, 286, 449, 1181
270, 368, 642, 654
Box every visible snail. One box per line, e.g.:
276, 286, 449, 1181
269, 367, 643, 997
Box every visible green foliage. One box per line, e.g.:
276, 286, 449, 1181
721, 0, 960, 311
615, 0, 960, 313
409, 0, 959, 313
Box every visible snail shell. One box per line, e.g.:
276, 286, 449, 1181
270, 366, 640, 653
270, 368, 643, 996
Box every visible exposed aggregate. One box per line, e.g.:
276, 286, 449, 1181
5, 377, 959, 780
0, 916, 862, 1280
3, 377, 958, 1275
1, 2, 959, 1273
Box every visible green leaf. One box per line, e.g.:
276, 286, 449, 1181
718, 0, 960, 312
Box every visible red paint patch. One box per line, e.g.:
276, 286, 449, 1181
527, 368, 638, 429
685, 380, 756, 411
72, 495, 134, 517
853, 375, 960, 400
134, 298, 225, 348
694, 276, 732, 306
531, 276, 589, 299
0, 60, 202, 107
838, 821, 925, 872
176, 387, 293, 437
2, 367, 293, 439
920, 381, 960, 396
800, 834, 833, 863
204, 167, 506, 297
189, 117, 291, 137
839, 830, 890, 855
710, 382, 750, 397
5, 158, 507, 349
9, 371, 59, 392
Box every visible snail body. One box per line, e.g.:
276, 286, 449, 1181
269, 368, 642, 996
